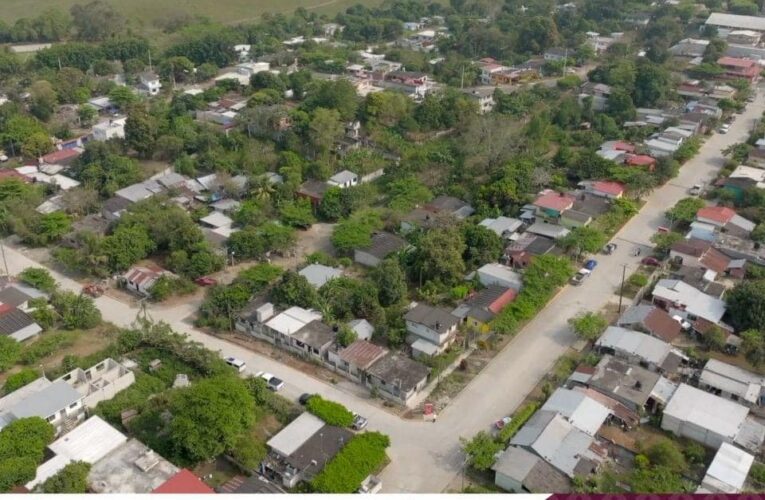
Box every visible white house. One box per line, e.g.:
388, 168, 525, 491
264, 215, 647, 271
327, 170, 358, 188
137, 72, 161, 96
404, 303, 460, 357
476, 263, 523, 291
92, 117, 126, 141
55, 358, 135, 409
122, 265, 172, 296
699, 442, 754, 494
0, 378, 84, 434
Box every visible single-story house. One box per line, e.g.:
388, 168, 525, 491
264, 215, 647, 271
699, 358, 765, 408
296, 180, 330, 208
696, 206, 755, 237
0, 378, 84, 434
354, 232, 408, 267
0, 305, 42, 342
478, 216, 523, 239
153, 469, 214, 493
365, 353, 430, 406
532, 190, 575, 219
327, 170, 358, 188
88, 438, 179, 493
298, 264, 343, 288
493, 446, 571, 493
698, 443, 754, 494
525, 221, 570, 240
616, 304, 682, 344
475, 263, 523, 291
456, 285, 517, 333
122, 264, 171, 296
328, 339, 388, 383
595, 326, 685, 374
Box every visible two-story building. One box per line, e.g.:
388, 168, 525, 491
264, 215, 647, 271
0, 378, 84, 435
404, 303, 460, 357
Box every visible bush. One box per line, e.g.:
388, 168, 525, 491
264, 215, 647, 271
2, 368, 39, 394
18, 267, 57, 293
19, 332, 78, 365
498, 402, 540, 444
0, 337, 21, 372
306, 396, 354, 427
94, 373, 166, 425
311, 432, 390, 493
628, 273, 649, 288
750, 462, 765, 486
40, 461, 90, 493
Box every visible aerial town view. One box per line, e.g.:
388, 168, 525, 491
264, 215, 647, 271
2, 0, 765, 497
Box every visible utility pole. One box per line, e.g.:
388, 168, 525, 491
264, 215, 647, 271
617, 263, 628, 313
0, 243, 9, 278
562, 47, 568, 76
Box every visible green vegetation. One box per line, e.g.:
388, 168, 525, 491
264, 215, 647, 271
18, 267, 57, 293
306, 395, 354, 427
568, 312, 608, 342
39, 461, 90, 493
0, 417, 55, 492
461, 431, 502, 471
497, 402, 540, 445
311, 432, 390, 493
2, 368, 40, 394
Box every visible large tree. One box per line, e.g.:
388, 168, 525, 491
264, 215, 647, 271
462, 225, 503, 269
727, 280, 765, 331
666, 198, 705, 227
70, 0, 124, 40
40, 461, 90, 493
412, 225, 466, 286
370, 259, 407, 307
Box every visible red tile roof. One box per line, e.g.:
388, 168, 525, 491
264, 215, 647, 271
671, 238, 711, 258
339, 340, 387, 370
644, 307, 682, 343
533, 190, 575, 212
39, 148, 81, 165
488, 288, 517, 314
700, 247, 731, 274
612, 141, 636, 153
592, 180, 624, 196
153, 469, 214, 494
625, 154, 657, 166
718, 56, 757, 68
696, 205, 736, 225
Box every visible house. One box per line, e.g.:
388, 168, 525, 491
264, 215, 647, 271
400, 196, 474, 231
296, 180, 330, 208
0, 301, 41, 343
505, 234, 556, 268
0, 284, 45, 311
263, 412, 353, 488
479, 216, 523, 239
595, 327, 685, 374
661, 383, 765, 452
289, 320, 336, 360
670, 38, 710, 58
493, 446, 571, 493
696, 206, 755, 237
477, 58, 516, 85
727, 29, 761, 46
721, 165, 765, 200
625, 154, 658, 170
328, 339, 388, 383
55, 358, 135, 409
0, 378, 84, 434
652, 279, 728, 333
705, 12, 765, 33
218, 475, 284, 493
532, 190, 575, 220
114, 180, 166, 204
25, 416, 128, 489
122, 265, 171, 296
717, 56, 759, 82
510, 411, 607, 478
92, 118, 126, 141
39, 148, 81, 167
579, 82, 612, 111
578, 180, 624, 199
560, 209, 592, 229
544, 47, 570, 62
354, 232, 408, 267
404, 303, 460, 357
670, 238, 731, 275
365, 353, 430, 406
571, 355, 664, 413
616, 304, 682, 343
137, 72, 161, 96
348, 318, 374, 341
153, 469, 213, 494
88, 96, 116, 114
88, 438, 179, 493
476, 263, 523, 291
456, 285, 517, 332
199, 211, 234, 230
540, 388, 612, 436
698, 443, 754, 494
298, 264, 342, 288
464, 88, 495, 114
524, 221, 570, 240
327, 170, 358, 188
699, 358, 765, 408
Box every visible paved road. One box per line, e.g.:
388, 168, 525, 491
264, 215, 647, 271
4, 89, 762, 493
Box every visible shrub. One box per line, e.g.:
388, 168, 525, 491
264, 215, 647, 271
2, 368, 39, 394
19, 332, 78, 364
628, 273, 649, 288
18, 267, 57, 293
40, 461, 90, 493
498, 402, 540, 445
306, 396, 354, 427
311, 432, 390, 493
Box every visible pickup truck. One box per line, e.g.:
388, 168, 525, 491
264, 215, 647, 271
570, 268, 591, 286
255, 371, 285, 392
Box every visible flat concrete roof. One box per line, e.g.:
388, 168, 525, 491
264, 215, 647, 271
267, 412, 325, 458
88, 439, 178, 493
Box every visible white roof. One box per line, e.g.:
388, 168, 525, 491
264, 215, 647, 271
298, 264, 343, 288
596, 149, 625, 161
50, 174, 80, 190
650, 376, 678, 405
730, 165, 765, 183
328, 170, 357, 184
525, 222, 570, 239
703, 442, 754, 493
478, 216, 523, 237
527, 414, 599, 477
596, 326, 672, 366
541, 388, 610, 436
27, 416, 128, 488
265, 306, 321, 336
652, 279, 726, 324
200, 211, 233, 228
0, 377, 52, 413
411, 338, 440, 356
706, 12, 765, 31
700, 359, 765, 405
663, 384, 749, 440
267, 412, 324, 457
349, 319, 374, 341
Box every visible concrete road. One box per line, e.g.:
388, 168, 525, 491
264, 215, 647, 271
3, 88, 762, 493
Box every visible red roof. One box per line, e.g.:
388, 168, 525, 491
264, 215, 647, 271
625, 154, 656, 166
592, 180, 624, 196
612, 141, 636, 153
718, 56, 757, 69
533, 190, 575, 212
488, 288, 517, 314
696, 205, 736, 225
0, 303, 14, 315
39, 148, 81, 165
153, 469, 214, 494
0, 170, 31, 183
700, 247, 731, 274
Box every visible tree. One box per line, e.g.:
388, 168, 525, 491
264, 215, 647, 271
568, 312, 608, 341
0, 417, 55, 464
29, 80, 57, 121
108, 86, 138, 108
666, 197, 705, 227
229, 435, 266, 471
412, 226, 466, 286
303, 79, 358, 121
703, 325, 727, 352
70, 0, 124, 40
18, 267, 56, 292
0, 337, 21, 372
308, 107, 343, 159
606, 88, 636, 123
32, 211, 72, 245
21, 132, 53, 158
370, 259, 407, 307
320, 277, 383, 323
0, 456, 37, 492
271, 271, 322, 309
40, 461, 90, 493
645, 439, 687, 473
331, 211, 382, 254
279, 199, 316, 229
650, 232, 684, 255
559, 227, 607, 256
336, 325, 358, 347
727, 280, 765, 331
3, 368, 39, 394
125, 105, 158, 157
168, 375, 255, 462
462, 225, 503, 268
742, 330, 765, 367
101, 225, 155, 272
306, 396, 354, 426
633, 60, 671, 107
461, 431, 502, 471
78, 105, 97, 127
50, 290, 102, 329
703, 38, 727, 63
364, 91, 412, 127
159, 56, 195, 85
628, 465, 690, 493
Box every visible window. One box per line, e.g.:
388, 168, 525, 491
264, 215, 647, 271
96, 363, 105, 371
69, 402, 79, 409
47, 415, 55, 422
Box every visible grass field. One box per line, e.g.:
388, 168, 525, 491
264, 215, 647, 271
0, 0, 384, 26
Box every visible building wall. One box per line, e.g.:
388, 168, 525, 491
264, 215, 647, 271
669, 251, 703, 269
495, 471, 523, 493
10, 323, 42, 342
405, 320, 455, 346
661, 413, 728, 449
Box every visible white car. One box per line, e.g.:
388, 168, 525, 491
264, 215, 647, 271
256, 371, 285, 391
672, 315, 692, 331
718, 124, 730, 134
225, 356, 246, 372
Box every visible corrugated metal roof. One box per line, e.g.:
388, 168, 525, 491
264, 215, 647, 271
596, 326, 672, 366
663, 384, 748, 440
541, 388, 611, 436
703, 442, 754, 493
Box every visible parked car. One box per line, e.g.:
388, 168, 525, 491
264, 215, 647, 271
602, 243, 617, 255
256, 371, 285, 391
299, 393, 315, 405
225, 356, 246, 372
570, 268, 591, 286
672, 315, 692, 331
718, 123, 730, 134
352, 413, 368, 431
688, 184, 702, 196
657, 226, 670, 233
641, 257, 660, 267
195, 276, 218, 286
584, 259, 598, 271
495, 416, 512, 429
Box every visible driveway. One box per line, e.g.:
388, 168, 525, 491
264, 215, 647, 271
3, 90, 762, 493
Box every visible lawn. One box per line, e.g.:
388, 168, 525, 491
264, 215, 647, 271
0, 0, 385, 25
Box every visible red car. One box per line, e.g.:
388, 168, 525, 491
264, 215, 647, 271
195, 276, 218, 286
641, 257, 660, 267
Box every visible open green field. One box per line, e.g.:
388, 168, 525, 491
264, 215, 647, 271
0, 0, 383, 25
